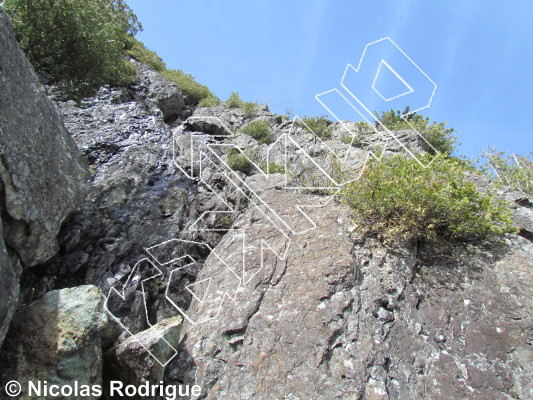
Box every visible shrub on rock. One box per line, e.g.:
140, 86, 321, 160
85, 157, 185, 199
298, 116, 333, 140
482, 149, 533, 197
241, 120, 273, 144
162, 69, 218, 105
4, 0, 141, 98
342, 154, 517, 244
126, 37, 166, 72
376, 107, 458, 155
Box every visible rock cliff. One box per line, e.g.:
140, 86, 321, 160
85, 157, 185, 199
175, 199, 532, 399
0, 9, 88, 347
0, 8, 531, 399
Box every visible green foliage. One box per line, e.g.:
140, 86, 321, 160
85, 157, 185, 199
125, 42, 219, 106
376, 106, 458, 155
125, 37, 165, 72
241, 120, 273, 144
242, 101, 258, 118
4, 0, 223, 104
226, 149, 256, 175
161, 69, 217, 105
329, 157, 349, 184
288, 156, 347, 196
342, 154, 517, 244
198, 95, 221, 107
289, 161, 331, 193
5, 0, 141, 99
341, 136, 354, 145
284, 108, 294, 119
299, 116, 333, 140
264, 162, 286, 174
355, 121, 373, 133
226, 92, 245, 108
225, 92, 258, 117
216, 214, 234, 229
482, 149, 533, 196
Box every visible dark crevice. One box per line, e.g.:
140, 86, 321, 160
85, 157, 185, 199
0, 177, 26, 271
383, 356, 391, 373
222, 326, 247, 337
270, 242, 291, 287
517, 228, 533, 244
514, 197, 532, 208
415, 295, 424, 310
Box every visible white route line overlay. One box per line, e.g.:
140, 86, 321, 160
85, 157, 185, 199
318, 36, 440, 168
104, 37, 440, 366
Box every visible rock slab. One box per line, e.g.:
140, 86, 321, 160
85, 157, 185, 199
173, 186, 533, 400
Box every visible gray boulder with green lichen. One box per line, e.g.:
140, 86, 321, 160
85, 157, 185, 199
0, 285, 107, 400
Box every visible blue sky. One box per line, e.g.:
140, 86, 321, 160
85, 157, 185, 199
127, 0, 532, 158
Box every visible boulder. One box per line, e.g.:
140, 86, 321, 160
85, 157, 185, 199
104, 316, 182, 399
0, 285, 108, 400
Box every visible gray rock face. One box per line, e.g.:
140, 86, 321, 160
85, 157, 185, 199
15, 80, 529, 399
0, 9, 87, 347
167, 113, 532, 398
171, 187, 532, 399
0, 285, 107, 400
0, 10, 88, 267
24, 82, 218, 327
19, 68, 239, 361
132, 62, 186, 123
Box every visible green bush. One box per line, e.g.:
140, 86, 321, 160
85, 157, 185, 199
226, 149, 256, 174
284, 108, 294, 120
299, 116, 333, 140
264, 162, 286, 174
241, 120, 273, 144
4, 0, 141, 99
376, 107, 457, 155
162, 69, 217, 105
125, 37, 166, 72
341, 136, 354, 145
341, 121, 374, 148
216, 214, 234, 229
198, 95, 221, 107
226, 92, 245, 108
242, 101, 258, 118
482, 149, 533, 196
342, 154, 516, 244
225, 92, 258, 117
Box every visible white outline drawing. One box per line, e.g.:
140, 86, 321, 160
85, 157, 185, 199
104, 258, 179, 367
105, 37, 441, 365
372, 60, 414, 102
318, 37, 440, 168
